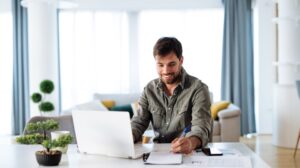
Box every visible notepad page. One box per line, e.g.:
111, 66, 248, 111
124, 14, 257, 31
145, 151, 182, 165
184, 156, 252, 168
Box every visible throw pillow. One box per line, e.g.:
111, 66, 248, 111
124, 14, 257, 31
101, 100, 116, 109
210, 101, 230, 120
111, 104, 134, 118
131, 101, 139, 117
74, 100, 108, 111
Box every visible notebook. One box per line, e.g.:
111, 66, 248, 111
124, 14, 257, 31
144, 151, 182, 165
72, 110, 152, 159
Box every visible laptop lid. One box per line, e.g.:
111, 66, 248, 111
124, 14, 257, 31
72, 110, 137, 158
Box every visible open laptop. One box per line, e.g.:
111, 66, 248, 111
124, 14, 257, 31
72, 110, 152, 159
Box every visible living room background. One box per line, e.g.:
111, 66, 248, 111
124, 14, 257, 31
59, 9, 224, 111
2, 0, 273, 136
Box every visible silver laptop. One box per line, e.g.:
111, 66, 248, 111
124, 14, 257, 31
72, 110, 152, 159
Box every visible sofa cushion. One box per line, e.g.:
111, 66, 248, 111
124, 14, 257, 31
131, 101, 139, 116
74, 100, 108, 111
213, 120, 220, 136
62, 100, 108, 115
210, 101, 230, 120
101, 100, 116, 109
93, 93, 140, 106
110, 104, 134, 118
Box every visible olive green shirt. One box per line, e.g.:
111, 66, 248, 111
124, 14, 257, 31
131, 68, 212, 147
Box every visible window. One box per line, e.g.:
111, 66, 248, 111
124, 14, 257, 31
138, 9, 223, 101
59, 11, 129, 109
0, 12, 13, 135
59, 8, 223, 110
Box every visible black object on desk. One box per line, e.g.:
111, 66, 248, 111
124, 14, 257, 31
202, 147, 223, 156
143, 153, 150, 162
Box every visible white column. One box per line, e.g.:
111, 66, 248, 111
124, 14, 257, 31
273, 0, 300, 148
128, 11, 140, 93
257, 0, 277, 134
21, 0, 76, 117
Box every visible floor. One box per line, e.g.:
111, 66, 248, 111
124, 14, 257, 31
240, 134, 300, 168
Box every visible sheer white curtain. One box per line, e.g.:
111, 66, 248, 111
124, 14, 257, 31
59, 9, 223, 110
138, 9, 223, 101
59, 11, 129, 110
0, 13, 13, 135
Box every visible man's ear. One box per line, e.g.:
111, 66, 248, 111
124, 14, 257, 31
180, 56, 184, 64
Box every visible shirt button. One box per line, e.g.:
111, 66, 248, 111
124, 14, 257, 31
168, 107, 171, 110
166, 122, 169, 125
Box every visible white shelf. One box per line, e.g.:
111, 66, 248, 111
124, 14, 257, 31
273, 61, 300, 66
272, 17, 300, 26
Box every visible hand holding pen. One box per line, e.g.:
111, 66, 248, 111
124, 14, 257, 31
170, 124, 194, 154
180, 124, 192, 138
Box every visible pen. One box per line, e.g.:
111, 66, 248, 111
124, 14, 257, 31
180, 124, 191, 138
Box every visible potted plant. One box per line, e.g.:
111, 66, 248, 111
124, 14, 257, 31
31, 79, 55, 115
16, 119, 73, 166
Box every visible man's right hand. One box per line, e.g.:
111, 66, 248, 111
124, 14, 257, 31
171, 137, 193, 154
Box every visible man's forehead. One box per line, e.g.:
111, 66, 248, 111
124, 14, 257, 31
155, 53, 178, 62
155, 57, 178, 64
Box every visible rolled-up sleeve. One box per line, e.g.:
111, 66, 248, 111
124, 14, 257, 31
186, 84, 212, 147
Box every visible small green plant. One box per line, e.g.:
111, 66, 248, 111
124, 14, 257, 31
31, 79, 55, 115
16, 119, 73, 154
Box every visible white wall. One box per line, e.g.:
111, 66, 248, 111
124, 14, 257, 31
256, 0, 276, 134
74, 0, 222, 10
0, 0, 11, 13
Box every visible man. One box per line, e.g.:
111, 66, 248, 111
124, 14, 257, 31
131, 37, 212, 154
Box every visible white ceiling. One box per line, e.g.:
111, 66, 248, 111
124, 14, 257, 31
0, 0, 11, 13
70, 0, 222, 11
0, 0, 223, 13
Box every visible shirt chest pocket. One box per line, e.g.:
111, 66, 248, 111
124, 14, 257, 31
176, 105, 191, 130
177, 105, 189, 116
150, 108, 165, 129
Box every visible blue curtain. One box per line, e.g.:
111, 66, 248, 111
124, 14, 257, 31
12, 0, 30, 135
221, 0, 256, 135
57, 10, 62, 114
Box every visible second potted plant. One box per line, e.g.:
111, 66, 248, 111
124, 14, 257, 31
31, 79, 55, 115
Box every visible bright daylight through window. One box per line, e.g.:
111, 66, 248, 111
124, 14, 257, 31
0, 13, 13, 135
59, 9, 223, 111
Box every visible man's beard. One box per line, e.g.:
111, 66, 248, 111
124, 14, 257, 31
160, 71, 181, 85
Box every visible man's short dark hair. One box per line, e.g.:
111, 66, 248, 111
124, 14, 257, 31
153, 37, 182, 59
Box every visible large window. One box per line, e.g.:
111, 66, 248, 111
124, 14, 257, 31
59, 9, 223, 110
0, 12, 13, 135
138, 10, 223, 99
59, 11, 129, 109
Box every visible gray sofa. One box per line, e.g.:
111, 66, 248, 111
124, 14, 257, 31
24, 93, 240, 144
93, 93, 241, 142
212, 104, 241, 142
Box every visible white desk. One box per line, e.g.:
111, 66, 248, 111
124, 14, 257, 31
0, 143, 269, 168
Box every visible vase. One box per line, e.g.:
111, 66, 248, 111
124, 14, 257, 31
35, 150, 62, 166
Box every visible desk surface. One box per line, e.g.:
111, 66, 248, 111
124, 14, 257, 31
0, 142, 269, 168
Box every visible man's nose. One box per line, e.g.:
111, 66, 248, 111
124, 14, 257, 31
162, 65, 171, 74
